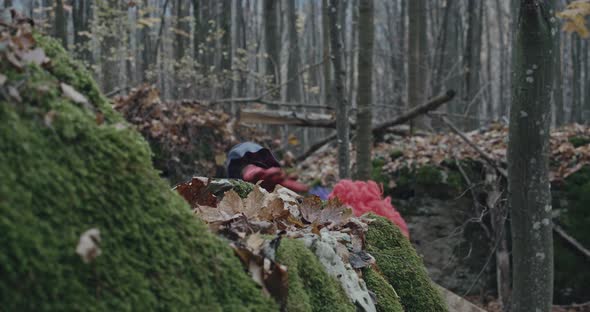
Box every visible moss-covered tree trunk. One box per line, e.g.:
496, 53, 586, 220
354, 0, 374, 181
507, 1, 555, 311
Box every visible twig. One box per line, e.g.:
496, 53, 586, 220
553, 224, 590, 260
436, 115, 508, 178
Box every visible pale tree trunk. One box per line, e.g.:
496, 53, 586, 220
72, 0, 93, 65
173, 0, 190, 98
322, 0, 333, 108
286, 0, 301, 102
508, 1, 556, 311
463, 0, 483, 130
354, 0, 374, 181
264, 0, 280, 94
407, 0, 429, 131
329, 0, 350, 179
99, 0, 121, 94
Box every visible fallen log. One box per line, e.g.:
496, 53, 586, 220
238, 109, 335, 127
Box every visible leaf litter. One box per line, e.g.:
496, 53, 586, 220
174, 178, 380, 310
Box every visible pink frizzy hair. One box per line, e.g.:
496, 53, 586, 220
329, 180, 409, 238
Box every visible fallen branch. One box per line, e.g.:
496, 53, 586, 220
296, 90, 456, 162
212, 97, 333, 111
239, 109, 334, 127
553, 224, 590, 261
372, 90, 456, 134
436, 114, 508, 178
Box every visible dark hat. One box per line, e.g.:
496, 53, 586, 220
226, 142, 280, 178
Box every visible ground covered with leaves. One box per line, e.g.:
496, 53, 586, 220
297, 123, 590, 188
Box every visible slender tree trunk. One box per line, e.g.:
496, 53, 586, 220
220, 0, 232, 99
329, 0, 350, 179
72, 0, 92, 64
286, 0, 301, 102
54, 0, 67, 48
322, 0, 333, 108
407, 0, 429, 131
264, 0, 280, 93
140, 0, 154, 83
508, 1, 555, 311
463, 0, 483, 130
354, 0, 374, 181
99, 0, 121, 94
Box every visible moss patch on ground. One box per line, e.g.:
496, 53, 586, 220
276, 239, 356, 312
363, 268, 405, 312
365, 215, 447, 312
0, 35, 275, 311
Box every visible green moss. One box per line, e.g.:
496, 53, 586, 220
276, 239, 356, 312
390, 149, 404, 160
0, 35, 275, 311
415, 165, 443, 186
568, 136, 590, 148
362, 268, 405, 312
229, 179, 255, 198
365, 215, 447, 312
553, 166, 590, 303
372, 157, 391, 187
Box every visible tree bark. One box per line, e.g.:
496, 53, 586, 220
264, 0, 280, 94
286, 0, 301, 103
72, 0, 92, 64
407, 0, 429, 131
508, 1, 555, 311
354, 0, 374, 181
329, 0, 350, 179
54, 0, 67, 48
322, 0, 333, 108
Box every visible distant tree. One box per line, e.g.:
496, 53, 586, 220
54, 0, 67, 47
407, 0, 428, 131
354, 0, 374, 181
508, 1, 556, 311
329, 0, 350, 179
264, 0, 280, 94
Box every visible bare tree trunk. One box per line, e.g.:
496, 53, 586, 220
264, 0, 280, 93
54, 0, 67, 48
407, 0, 429, 131
322, 0, 333, 108
329, 0, 350, 179
354, 0, 374, 181
463, 0, 483, 130
99, 0, 121, 94
73, 0, 93, 64
508, 1, 555, 311
285, 0, 301, 102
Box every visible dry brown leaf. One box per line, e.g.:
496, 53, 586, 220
174, 177, 218, 208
